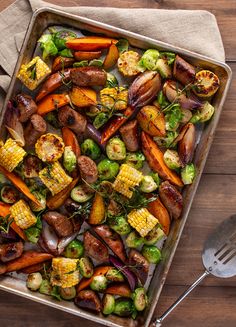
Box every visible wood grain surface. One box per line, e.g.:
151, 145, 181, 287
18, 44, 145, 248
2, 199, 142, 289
0, 1, 236, 327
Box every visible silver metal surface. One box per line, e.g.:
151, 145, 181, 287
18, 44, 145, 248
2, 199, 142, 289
153, 214, 236, 326
0, 7, 232, 327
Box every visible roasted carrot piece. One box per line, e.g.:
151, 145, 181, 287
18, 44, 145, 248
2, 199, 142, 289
62, 127, 81, 158
101, 106, 133, 144
74, 51, 102, 61
52, 57, 74, 73
46, 177, 79, 210
77, 266, 112, 292
106, 283, 132, 298
36, 70, 71, 102
103, 44, 119, 70
6, 251, 53, 272
147, 197, 171, 235
66, 37, 117, 51
88, 193, 105, 225
0, 202, 27, 240
141, 132, 184, 187
37, 93, 70, 115
0, 166, 40, 205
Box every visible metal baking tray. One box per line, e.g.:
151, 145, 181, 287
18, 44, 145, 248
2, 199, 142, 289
0, 7, 232, 327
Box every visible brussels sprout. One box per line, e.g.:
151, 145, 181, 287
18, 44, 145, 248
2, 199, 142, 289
64, 240, 84, 259
163, 149, 182, 170
125, 152, 145, 169
149, 172, 160, 187
139, 176, 158, 193
93, 112, 109, 129
102, 294, 115, 315
141, 245, 162, 264
71, 184, 93, 203
132, 287, 148, 311
154, 58, 172, 79
59, 286, 76, 300
108, 215, 131, 235
39, 279, 52, 295
157, 90, 169, 109
73, 60, 89, 67
106, 268, 125, 282
190, 101, 215, 124
113, 298, 135, 317
116, 39, 129, 54
58, 49, 74, 58
45, 111, 60, 129
79, 257, 94, 278
53, 30, 77, 50
126, 231, 144, 248
90, 275, 108, 292
81, 139, 101, 160
181, 163, 196, 185
63, 146, 77, 173
154, 131, 178, 148
106, 137, 126, 161
38, 34, 58, 60
89, 59, 103, 67
98, 159, 119, 180
25, 227, 41, 244
139, 49, 160, 70
143, 226, 165, 245
106, 73, 119, 88
26, 272, 43, 291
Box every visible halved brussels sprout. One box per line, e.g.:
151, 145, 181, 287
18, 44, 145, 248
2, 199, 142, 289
106, 137, 126, 161
81, 139, 101, 160
190, 102, 215, 124
181, 163, 196, 185
133, 287, 148, 311
139, 175, 158, 193
163, 149, 182, 170
139, 49, 160, 70
126, 231, 144, 248
141, 245, 162, 264
108, 215, 131, 235
98, 159, 120, 180
90, 275, 108, 292
125, 152, 145, 170
63, 146, 77, 173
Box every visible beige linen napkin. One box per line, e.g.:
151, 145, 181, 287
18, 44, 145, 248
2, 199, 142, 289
0, 0, 225, 106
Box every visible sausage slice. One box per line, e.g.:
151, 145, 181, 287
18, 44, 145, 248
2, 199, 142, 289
70, 67, 107, 87
58, 105, 87, 133
159, 181, 183, 219
43, 211, 74, 237
84, 230, 109, 263
24, 114, 47, 146
77, 155, 98, 184
0, 241, 23, 263
119, 119, 139, 152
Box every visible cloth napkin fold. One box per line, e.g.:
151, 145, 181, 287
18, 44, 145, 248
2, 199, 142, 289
0, 0, 225, 108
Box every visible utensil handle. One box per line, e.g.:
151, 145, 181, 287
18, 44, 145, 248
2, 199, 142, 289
151, 270, 210, 327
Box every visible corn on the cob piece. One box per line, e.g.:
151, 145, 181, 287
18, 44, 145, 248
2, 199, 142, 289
0, 138, 26, 172
10, 199, 37, 229
51, 258, 80, 288
17, 56, 51, 90
100, 87, 128, 111
39, 161, 72, 195
35, 133, 65, 163
117, 51, 141, 77
128, 208, 159, 237
113, 163, 143, 198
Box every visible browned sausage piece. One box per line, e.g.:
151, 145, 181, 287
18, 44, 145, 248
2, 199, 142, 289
93, 225, 126, 262
58, 105, 87, 133
16, 94, 38, 122
77, 155, 98, 184
75, 290, 101, 313
173, 55, 196, 86
43, 211, 74, 238
84, 230, 109, 263
70, 67, 107, 87
0, 241, 23, 263
24, 114, 47, 147
128, 249, 149, 284
119, 119, 139, 152
159, 181, 183, 220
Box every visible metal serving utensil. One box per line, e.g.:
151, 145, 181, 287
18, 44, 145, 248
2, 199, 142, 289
152, 214, 236, 327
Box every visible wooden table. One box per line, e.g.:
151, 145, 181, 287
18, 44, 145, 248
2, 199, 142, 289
0, 1, 236, 326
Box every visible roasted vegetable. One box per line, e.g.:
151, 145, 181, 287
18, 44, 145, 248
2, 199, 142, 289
194, 70, 220, 97
118, 51, 141, 76
106, 137, 126, 161
90, 275, 108, 292
79, 257, 94, 278
163, 149, 182, 170
64, 240, 84, 259
70, 86, 97, 107
1, 185, 19, 204
25, 226, 42, 244
126, 231, 144, 248
144, 225, 165, 245
108, 216, 131, 236
133, 287, 148, 311
139, 49, 159, 70
39, 279, 52, 295
4, 101, 25, 146
102, 294, 115, 315
100, 86, 128, 111
142, 245, 162, 264
98, 159, 119, 180
178, 123, 196, 166
37, 93, 70, 115
155, 58, 172, 79
137, 105, 166, 137
106, 283, 132, 298
139, 175, 158, 193
165, 103, 183, 131
74, 50, 102, 61
190, 101, 215, 123
53, 30, 77, 50
93, 112, 109, 129
113, 298, 135, 317
0, 138, 26, 172
52, 56, 74, 72
62, 127, 81, 158
38, 34, 58, 60
59, 286, 76, 300
63, 146, 77, 173
35, 133, 65, 163
51, 257, 80, 288
10, 199, 37, 230
181, 163, 196, 185
77, 266, 111, 291
70, 185, 93, 203
88, 193, 105, 225
106, 73, 119, 88
106, 268, 125, 282
22, 155, 42, 178
127, 208, 158, 238
125, 152, 145, 170
81, 139, 101, 160
103, 44, 119, 70
26, 272, 43, 291
66, 36, 117, 51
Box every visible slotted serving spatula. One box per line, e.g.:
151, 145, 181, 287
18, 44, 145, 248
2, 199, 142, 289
152, 214, 236, 326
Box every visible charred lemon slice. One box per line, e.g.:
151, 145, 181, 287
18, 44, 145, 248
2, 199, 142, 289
117, 51, 141, 77
194, 70, 220, 98
35, 133, 65, 162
